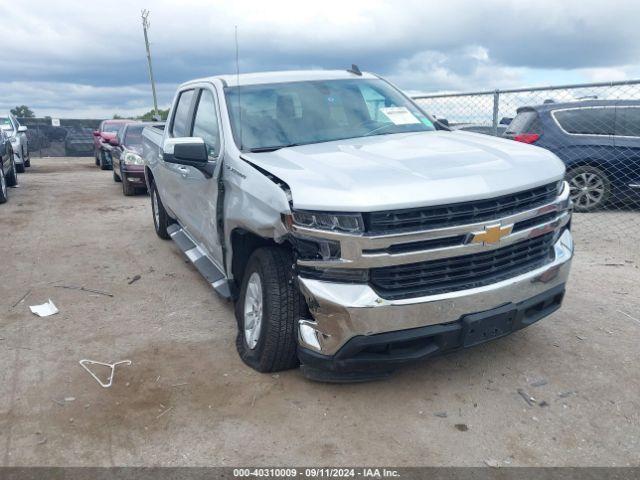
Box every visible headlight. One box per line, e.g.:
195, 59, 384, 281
291, 210, 364, 233
123, 152, 143, 165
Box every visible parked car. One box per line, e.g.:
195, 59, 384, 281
503, 100, 640, 211
0, 114, 30, 172
142, 69, 573, 381
111, 122, 161, 195
64, 127, 94, 156
0, 128, 18, 203
93, 119, 134, 170
25, 127, 50, 151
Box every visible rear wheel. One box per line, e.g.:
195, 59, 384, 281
567, 165, 610, 212
235, 247, 305, 373
150, 180, 173, 239
6, 152, 18, 187
113, 168, 121, 182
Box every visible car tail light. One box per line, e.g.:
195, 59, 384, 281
514, 133, 540, 144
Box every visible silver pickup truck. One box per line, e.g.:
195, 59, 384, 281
142, 69, 573, 381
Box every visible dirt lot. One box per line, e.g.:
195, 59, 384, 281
1, 157, 639, 467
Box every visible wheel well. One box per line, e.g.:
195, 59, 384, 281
145, 166, 154, 189
230, 229, 282, 286
565, 160, 606, 174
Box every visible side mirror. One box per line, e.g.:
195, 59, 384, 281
163, 137, 214, 177
17, 126, 27, 133
438, 118, 450, 127
93, 130, 101, 136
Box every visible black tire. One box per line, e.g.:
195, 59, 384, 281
566, 165, 611, 212
24, 148, 30, 168
99, 150, 111, 170
113, 168, 121, 182
95, 152, 100, 166
122, 173, 136, 196
150, 180, 173, 239
235, 247, 305, 373
6, 152, 18, 187
0, 165, 8, 204
15, 160, 25, 174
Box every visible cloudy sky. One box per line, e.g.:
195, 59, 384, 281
1, 0, 639, 118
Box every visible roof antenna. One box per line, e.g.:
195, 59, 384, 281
347, 64, 362, 76
235, 25, 243, 150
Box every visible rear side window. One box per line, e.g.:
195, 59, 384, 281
615, 107, 640, 137
172, 90, 195, 137
505, 111, 540, 134
553, 108, 614, 136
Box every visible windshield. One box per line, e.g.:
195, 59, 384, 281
123, 125, 144, 148
0, 117, 14, 133
224, 79, 435, 151
102, 122, 123, 133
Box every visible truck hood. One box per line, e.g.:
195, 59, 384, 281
242, 131, 566, 212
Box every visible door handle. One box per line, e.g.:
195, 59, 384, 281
177, 166, 189, 175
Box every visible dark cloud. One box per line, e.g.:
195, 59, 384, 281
0, 0, 638, 116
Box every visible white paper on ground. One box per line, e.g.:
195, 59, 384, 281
380, 106, 421, 125
29, 299, 59, 317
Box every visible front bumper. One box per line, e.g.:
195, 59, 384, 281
296, 229, 573, 372
122, 165, 146, 184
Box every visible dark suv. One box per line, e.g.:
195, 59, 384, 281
504, 100, 640, 211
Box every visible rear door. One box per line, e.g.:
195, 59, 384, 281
177, 86, 225, 265
613, 105, 640, 194
158, 88, 197, 218
548, 106, 615, 165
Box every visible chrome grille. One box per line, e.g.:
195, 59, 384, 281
369, 233, 556, 300
364, 182, 559, 234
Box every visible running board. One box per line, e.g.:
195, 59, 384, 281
167, 224, 232, 299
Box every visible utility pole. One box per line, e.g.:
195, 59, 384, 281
141, 9, 159, 118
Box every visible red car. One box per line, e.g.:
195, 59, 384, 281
93, 119, 136, 170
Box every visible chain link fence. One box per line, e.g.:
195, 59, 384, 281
413, 79, 640, 246
17, 118, 101, 157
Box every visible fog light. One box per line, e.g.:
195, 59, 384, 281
299, 322, 321, 350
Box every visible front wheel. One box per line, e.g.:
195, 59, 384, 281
235, 247, 306, 373
567, 165, 611, 212
99, 150, 111, 170
122, 171, 136, 196
6, 153, 18, 187
0, 165, 8, 204
150, 181, 173, 239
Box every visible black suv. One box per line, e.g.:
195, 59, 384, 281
504, 100, 640, 212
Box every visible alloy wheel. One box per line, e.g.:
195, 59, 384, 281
243, 272, 264, 350
151, 188, 160, 228
569, 171, 605, 210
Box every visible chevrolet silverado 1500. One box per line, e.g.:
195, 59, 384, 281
142, 69, 573, 381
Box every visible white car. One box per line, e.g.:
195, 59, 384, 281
0, 114, 30, 172
142, 69, 574, 381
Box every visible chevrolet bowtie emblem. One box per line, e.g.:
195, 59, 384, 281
470, 224, 513, 245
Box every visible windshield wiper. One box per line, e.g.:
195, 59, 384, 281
247, 143, 301, 153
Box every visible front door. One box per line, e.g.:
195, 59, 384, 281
177, 87, 224, 266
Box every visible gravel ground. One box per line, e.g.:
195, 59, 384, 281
1, 157, 639, 467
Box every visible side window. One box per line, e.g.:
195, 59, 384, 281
615, 107, 640, 137
191, 90, 221, 157
553, 108, 614, 136
172, 89, 195, 137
